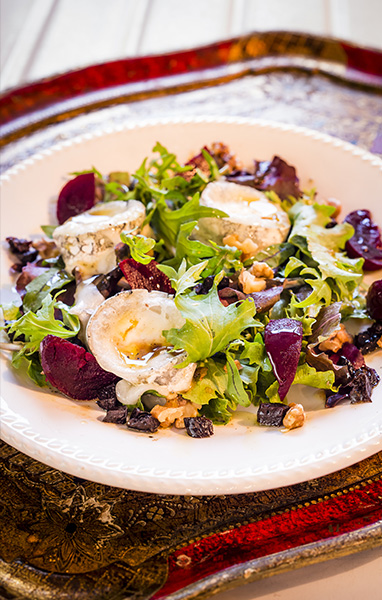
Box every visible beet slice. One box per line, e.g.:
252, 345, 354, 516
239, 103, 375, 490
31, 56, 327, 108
57, 173, 95, 225
264, 318, 303, 401
367, 279, 382, 321
344, 210, 382, 270
40, 335, 118, 400
119, 258, 175, 294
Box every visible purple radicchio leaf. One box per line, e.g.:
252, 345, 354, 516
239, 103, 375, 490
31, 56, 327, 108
344, 210, 382, 271
227, 156, 301, 200
264, 318, 303, 401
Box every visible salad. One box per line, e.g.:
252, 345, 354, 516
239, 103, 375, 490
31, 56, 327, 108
2, 141, 382, 439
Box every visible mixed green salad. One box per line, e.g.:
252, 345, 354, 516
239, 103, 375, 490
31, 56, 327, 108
2, 141, 381, 438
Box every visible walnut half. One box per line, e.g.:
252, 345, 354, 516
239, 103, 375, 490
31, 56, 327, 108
282, 403, 306, 431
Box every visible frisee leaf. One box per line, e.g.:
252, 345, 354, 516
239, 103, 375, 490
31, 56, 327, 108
164, 283, 257, 366
158, 259, 209, 295
120, 232, 155, 264
8, 294, 80, 357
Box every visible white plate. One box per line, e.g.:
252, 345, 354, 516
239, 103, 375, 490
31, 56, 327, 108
1, 117, 382, 495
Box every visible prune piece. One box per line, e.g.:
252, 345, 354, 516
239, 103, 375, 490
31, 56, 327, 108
194, 275, 230, 295
95, 266, 124, 298
6, 237, 38, 266
344, 210, 382, 270
6, 237, 32, 255
119, 258, 175, 294
354, 321, 382, 355
325, 219, 338, 229
96, 382, 121, 411
40, 335, 118, 400
325, 392, 350, 408
127, 408, 160, 433
257, 402, 289, 426
348, 369, 373, 403
184, 416, 214, 438
362, 365, 380, 388
264, 318, 303, 401
103, 406, 127, 424
57, 173, 95, 225
366, 280, 382, 321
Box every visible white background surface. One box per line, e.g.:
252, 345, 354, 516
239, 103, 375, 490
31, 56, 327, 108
1, 1, 381, 599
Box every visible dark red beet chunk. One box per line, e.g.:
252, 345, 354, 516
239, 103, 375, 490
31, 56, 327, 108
57, 173, 95, 225
264, 318, 303, 401
367, 280, 382, 321
257, 402, 289, 427
119, 258, 175, 294
40, 335, 118, 400
344, 210, 382, 270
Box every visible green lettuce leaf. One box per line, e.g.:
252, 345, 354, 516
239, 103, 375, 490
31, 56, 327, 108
22, 268, 74, 313
120, 232, 155, 264
164, 283, 258, 365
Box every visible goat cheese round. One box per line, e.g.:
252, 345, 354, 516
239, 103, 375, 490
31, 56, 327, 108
86, 289, 197, 404
53, 200, 145, 278
194, 181, 290, 250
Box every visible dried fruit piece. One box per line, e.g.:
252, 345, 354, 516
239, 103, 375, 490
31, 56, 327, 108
366, 280, 382, 321
127, 408, 160, 433
354, 321, 382, 355
264, 318, 303, 401
57, 173, 95, 225
257, 402, 289, 427
119, 258, 175, 294
40, 335, 118, 400
184, 416, 214, 438
103, 406, 128, 424
344, 210, 382, 270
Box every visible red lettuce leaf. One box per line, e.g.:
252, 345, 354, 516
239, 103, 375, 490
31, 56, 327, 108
227, 156, 301, 200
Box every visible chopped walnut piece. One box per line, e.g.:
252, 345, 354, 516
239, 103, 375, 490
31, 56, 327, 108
222, 234, 259, 261
249, 261, 274, 279
326, 197, 342, 219
31, 239, 60, 259
282, 403, 306, 431
238, 270, 266, 293
210, 142, 243, 172
151, 398, 200, 429
318, 324, 353, 353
